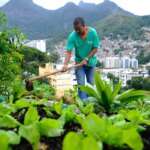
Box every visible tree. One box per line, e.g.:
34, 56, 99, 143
107, 73, 119, 85
48, 51, 60, 63
0, 13, 24, 97
0, 11, 7, 27
21, 46, 49, 75
143, 77, 150, 90
136, 50, 150, 64
126, 77, 150, 90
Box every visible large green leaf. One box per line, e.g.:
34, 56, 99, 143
0, 103, 14, 116
24, 107, 39, 125
101, 90, 111, 112
105, 125, 123, 146
0, 130, 20, 148
94, 72, 105, 92
80, 85, 100, 101
111, 81, 122, 100
0, 131, 9, 150
39, 118, 64, 137
7, 131, 20, 145
123, 128, 143, 150
14, 99, 30, 110
116, 89, 146, 103
53, 100, 63, 115
104, 82, 113, 103
63, 132, 102, 150
0, 115, 20, 128
81, 113, 107, 140
63, 132, 82, 150
19, 123, 40, 150
82, 136, 102, 150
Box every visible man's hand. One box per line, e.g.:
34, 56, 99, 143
80, 59, 88, 66
61, 64, 68, 72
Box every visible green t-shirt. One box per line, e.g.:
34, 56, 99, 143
66, 27, 100, 67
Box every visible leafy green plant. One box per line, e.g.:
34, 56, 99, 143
0, 115, 20, 128
24, 107, 40, 125
0, 103, 14, 116
0, 130, 20, 150
120, 109, 150, 126
39, 118, 64, 137
81, 113, 143, 150
19, 123, 40, 150
10, 78, 26, 102
32, 81, 56, 99
80, 72, 146, 114
63, 132, 102, 150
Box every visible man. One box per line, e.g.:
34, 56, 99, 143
62, 17, 100, 100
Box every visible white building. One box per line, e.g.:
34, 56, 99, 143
121, 56, 131, 69
100, 68, 148, 87
102, 56, 138, 69
104, 56, 121, 68
130, 58, 138, 69
24, 40, 46, 52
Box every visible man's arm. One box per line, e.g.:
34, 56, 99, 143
80, 28, 100, 66
80, 48, 98, 65
87, 48, 98, 59
62, 51, 72, 71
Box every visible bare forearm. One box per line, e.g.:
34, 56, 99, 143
87, 48, 98, 59
63, 51, 72, 65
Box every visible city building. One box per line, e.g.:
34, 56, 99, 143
24, 39, 46, 52
104, 56, 121, 68
130, 58, 138, 69
121, 56, 131, 69
102, 56, 138, 69
100, 68, 148, 87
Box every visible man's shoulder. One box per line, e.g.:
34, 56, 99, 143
68, 31, 76, 39
88, 27, 99, 38
89, 27, 97, 33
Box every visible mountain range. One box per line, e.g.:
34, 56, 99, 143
0, 0, 150, 41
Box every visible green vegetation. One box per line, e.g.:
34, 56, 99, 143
48, 51, 60, 63
95, 14, 145, 40
0, 72, 149, 150
126, 77, 150, 91
136, 50, 150, 65
0, 13, 24, 97
0, 10, 150, 150
21, 46, 49, 75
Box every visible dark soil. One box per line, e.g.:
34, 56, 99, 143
12, 138, 32, 150
37, 106, 48, 119
39, 121, 81, 150
49, 111, 60, 119
40, 136, 63, 150
103, 144, 130, 150
11, 108, 28, 124
141, 126, 150, 150
63, 121, 81, 134
37, 105, 60, 120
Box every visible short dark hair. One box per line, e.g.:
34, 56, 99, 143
73, 17, 85, 26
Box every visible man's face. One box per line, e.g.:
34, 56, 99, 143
74, 23, 84, 35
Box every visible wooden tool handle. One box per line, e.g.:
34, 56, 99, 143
29, 64, 81, 81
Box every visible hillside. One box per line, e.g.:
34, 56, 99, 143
0, 0, 134, 39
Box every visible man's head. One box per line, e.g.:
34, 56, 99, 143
73, 17, 85, 35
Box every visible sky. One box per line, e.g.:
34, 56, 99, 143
0, 0, 150, 16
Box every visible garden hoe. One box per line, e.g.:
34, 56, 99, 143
25, 64, 82, 91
